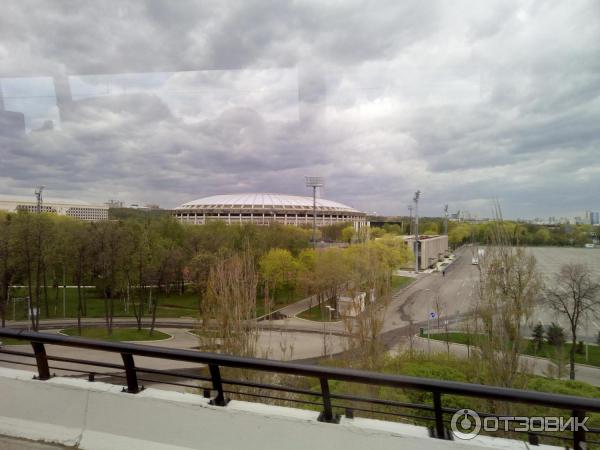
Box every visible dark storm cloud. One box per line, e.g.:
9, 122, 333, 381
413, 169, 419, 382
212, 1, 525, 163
0, 0, 599, 217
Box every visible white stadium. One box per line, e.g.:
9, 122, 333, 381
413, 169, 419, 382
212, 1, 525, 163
173, 193, 367, 229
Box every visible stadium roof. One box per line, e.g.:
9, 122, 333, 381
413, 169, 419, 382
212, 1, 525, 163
175, 193, 362, 213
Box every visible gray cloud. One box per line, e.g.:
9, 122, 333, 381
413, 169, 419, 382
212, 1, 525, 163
0, 0, 599, 218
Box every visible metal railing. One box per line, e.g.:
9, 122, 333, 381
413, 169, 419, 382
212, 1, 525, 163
1, 328, 600, 448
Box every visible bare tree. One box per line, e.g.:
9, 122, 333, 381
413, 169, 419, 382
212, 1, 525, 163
341, 240, 403, 370
475, 207, 541, 388
199, 248, 259, 357
544, 263, 600, 380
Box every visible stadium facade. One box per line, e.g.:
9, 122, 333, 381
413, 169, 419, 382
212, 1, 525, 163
173, 193, 367, 230
0, 196, 108, 221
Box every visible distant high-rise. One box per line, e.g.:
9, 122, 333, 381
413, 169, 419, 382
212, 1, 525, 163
585, 210, 599, 225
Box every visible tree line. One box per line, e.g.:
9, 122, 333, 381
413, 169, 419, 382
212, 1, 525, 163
0, 211, 411, 340
371, 217, 596, 248
0, 211, 313, 332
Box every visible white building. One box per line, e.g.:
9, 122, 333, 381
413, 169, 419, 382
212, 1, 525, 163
0, 196, 108, 221
337, 291, 368, 317
173, 193, 368, 230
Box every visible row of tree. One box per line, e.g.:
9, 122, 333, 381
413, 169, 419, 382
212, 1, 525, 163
199, 235, 413, 369
0, 211, 409, 341
371, 217, 596, 248
0, 211, 315, 332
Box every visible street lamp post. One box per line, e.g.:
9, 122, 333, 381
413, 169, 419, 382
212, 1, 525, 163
413, 190, 421, 274
305, 177, 324, 248
444, 204, 449, 235
35, 185, 45, 214
325, 305, 335, 358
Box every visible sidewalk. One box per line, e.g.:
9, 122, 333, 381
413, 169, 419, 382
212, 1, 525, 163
258, 294, 319, 319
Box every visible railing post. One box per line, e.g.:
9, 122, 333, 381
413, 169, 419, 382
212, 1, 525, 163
120, 353, 140, 393
573, 409, 586, 450
431, 391, 449, 439
31, 341, 50, 381
208, 364, 228, 406
317, 377, 339, 423
527, 432, 539, 446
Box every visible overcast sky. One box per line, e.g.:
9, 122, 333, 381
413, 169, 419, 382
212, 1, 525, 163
0, 0, 599, 218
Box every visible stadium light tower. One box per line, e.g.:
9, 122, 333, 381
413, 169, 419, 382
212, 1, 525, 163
444, 204, 449, 235
305, 177, 324, 248
35, 186, 45, 214
413, 190, 421, 273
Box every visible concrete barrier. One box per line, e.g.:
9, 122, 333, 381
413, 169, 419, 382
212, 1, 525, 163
0, 367, 555, 449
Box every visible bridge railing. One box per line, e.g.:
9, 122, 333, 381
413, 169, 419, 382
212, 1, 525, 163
1, 328, 599, 448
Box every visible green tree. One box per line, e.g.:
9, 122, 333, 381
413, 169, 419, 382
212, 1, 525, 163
0, 214, 15, 327
533, 228, 551, 245
341, 225, 355, 244
369, 227, 385, 239
531, 322, 545, 353
259, 248, 298, 315
546, 322, 565, 347
61, 219, 93, 334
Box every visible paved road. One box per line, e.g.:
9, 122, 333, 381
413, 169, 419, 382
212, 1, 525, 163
380, 247, 479, 347
0, 326, 346, 390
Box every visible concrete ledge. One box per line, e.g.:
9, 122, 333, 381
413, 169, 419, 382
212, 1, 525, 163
0, 367, 560, 449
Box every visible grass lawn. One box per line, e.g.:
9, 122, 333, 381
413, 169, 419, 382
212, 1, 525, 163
0, 337, 28, 346
297, 299, 337, 322
428, 332, 600, 367
8, 285, 304, 321
61, 327, 171, 342
8, 287, 200, 320
391, 275, 414, 291
256, 285, 306, 317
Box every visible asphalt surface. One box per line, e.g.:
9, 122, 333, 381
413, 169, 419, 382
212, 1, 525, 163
380, 246, 479, 348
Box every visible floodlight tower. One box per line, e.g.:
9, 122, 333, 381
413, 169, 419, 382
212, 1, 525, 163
444, 204, 449, 235
305, 177, 324, 248
408, 204, 413, 236
35, 186, 45, 214
413, 190, 421, 273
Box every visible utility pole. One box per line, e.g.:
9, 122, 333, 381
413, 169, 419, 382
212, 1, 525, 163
408, 204, 413, 236
444, 204, 449, 235
35, 186, 45, 214
414, 190, 421, 273
305, 177, 324, 248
